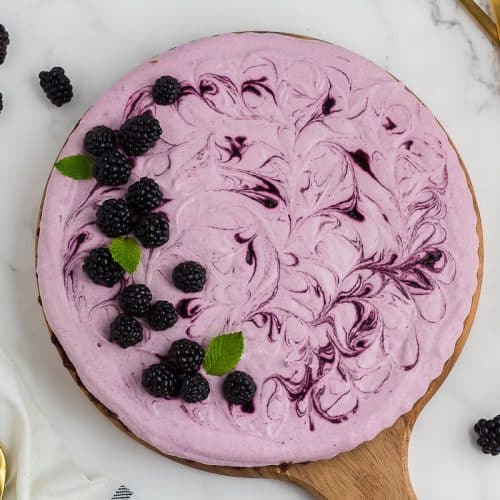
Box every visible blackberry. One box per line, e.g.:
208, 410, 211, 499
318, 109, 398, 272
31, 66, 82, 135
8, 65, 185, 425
133, 212, 169, 248
84, 125, 117, 157
172, 261, 206, 293
142, 363, 180, 398
126, 177, 162, 215
223, 371, 256, 405
180, 373, 210, 403
0, 25, 10, 65
96, 198, 131, 237
147, 300, 178, 330
118, 113, 162, 156
39, 66, 73, 107
0, 92, 3, 115
165, 339, 204, 376
93, 151, 131, 186
109, 314, 143, 348
474, 416, 500, 455
119, 284, 152, 317
82, 247, 124, 287
152, 76, 182, 105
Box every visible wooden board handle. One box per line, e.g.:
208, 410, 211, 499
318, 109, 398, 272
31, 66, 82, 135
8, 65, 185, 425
276, 417, 416, 500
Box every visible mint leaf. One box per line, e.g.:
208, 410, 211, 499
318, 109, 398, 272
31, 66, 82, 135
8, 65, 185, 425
54, 154, 94, 180
109, 237, 141, 274
203, 332, 244, 376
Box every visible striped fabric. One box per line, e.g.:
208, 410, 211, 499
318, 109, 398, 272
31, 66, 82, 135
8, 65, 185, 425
111, 485, 136, 499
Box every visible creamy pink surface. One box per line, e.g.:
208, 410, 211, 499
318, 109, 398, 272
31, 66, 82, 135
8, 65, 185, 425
37, 33, 479, 466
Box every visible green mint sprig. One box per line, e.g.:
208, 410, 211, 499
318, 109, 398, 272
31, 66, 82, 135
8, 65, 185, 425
203, 332, 244, 376
109, 237, 141, 274
54, 154, 95, 180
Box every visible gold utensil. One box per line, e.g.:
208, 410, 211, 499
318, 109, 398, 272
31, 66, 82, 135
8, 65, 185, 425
460, 0, 500, 45
490, 0, 500, 38
0, 447, 5, 500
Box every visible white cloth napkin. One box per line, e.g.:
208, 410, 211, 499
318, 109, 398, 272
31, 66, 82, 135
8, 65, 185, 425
0, 347, 138, 500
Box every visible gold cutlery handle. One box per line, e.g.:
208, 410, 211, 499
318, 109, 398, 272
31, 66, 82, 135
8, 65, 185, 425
0, 448, 5, 500
490, 0, 500, 39
460, 0, 500, 44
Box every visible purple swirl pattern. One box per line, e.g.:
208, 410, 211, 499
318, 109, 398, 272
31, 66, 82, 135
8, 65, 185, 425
37, 33, 478, 466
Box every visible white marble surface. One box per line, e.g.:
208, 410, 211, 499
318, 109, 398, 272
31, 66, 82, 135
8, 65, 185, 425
0, 0, 499, 498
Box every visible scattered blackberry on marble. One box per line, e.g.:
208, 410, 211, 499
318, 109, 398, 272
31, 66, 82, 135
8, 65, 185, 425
180, 373, 210, 403
0, 92, 3, 115
109, 314, 143, 348
38, 66, 73, 107
118, 113, 162, 156
152, 75, 182, 105
474, 416, 500, 455
172, 261, 206, 293
0, 25, 10, 65
165, 339, 205, 376
223, 371, 256, 405
119, 284, 152, 317
133, 212, 169, 248
147, 300, 177, 330
96, 198, 131, 237
142, 363, 180, 398
82, 247, 124, 287
93, 150, 131, 186
84, 125, 117, 157
126, 177, 162, 215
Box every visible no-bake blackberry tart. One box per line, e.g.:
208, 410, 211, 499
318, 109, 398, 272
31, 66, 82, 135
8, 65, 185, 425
36, 32, 480, 467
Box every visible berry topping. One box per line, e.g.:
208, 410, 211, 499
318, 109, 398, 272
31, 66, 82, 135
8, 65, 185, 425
223, 371, 256, 405
152, 75, 182, 105
96, 198, 131, 237
172, 261, 206, 293
119, 284, 152, 317
118, 113, 162, 156
38, 66, 73, 107
84, 125, 117, 157
165, 339, 205, 376
133, 212, 169, 248
82, 247, 124, 287
474, 416, 500, 455
0, 25, 10, 65
180, 373, 210, 403
147, 300, 178, 330
126, 177, 162, 215
93, 151, 132, 186
142, 363, 180, 398
109, 314, 143, 348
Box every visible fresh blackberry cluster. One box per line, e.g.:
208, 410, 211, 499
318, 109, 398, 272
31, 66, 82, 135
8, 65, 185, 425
223, 371, 256, 405
147, 300, 178, 331
84, 126, 117, 157
118, 113, 162, 156
0, 25, 10, 65
152, 75, 182, 105
142, 363, 180, 398
474, 416, 500, 455
92, 151, 131, 186
126, 177, 162, 214
82, 247, 124, 287
109, 314, 143, 348
180, 373, 210, 403
142, 338, 209, 403
96, 198, 131, 237
165, 339, 205, 376
119, 284, 152, 317
39, 67, 73, 107
172, 261, 206, 293
133, 212, 169, 248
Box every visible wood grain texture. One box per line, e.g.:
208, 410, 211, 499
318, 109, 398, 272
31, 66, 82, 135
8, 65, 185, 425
34, 33, 484, 500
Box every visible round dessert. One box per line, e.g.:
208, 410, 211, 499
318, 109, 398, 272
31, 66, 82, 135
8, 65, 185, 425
36, 32, 480, 467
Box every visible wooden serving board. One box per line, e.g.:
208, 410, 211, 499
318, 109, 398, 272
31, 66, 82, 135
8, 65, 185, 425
35, 34, 484, 500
